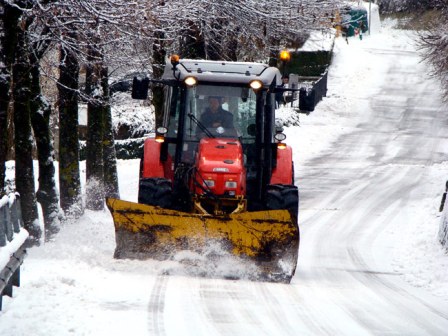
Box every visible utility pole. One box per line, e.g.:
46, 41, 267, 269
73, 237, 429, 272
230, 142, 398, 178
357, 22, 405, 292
369, 0, 372, 35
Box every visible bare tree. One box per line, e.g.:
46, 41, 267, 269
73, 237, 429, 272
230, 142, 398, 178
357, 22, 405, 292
30, 40, 61, 238
45, 0, 155, 209
58, 39, 83, 216
418, 2, 448, 100
378, 0, 446, 13
0, 2, 9, 196
6, 1, 41, 242
1, 0, 345, 235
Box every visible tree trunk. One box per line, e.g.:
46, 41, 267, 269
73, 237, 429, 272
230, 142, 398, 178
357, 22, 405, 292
58, 45, 82, 216
1, 2, 18, 196
152, 30, 166, 127
0, 66, 9, 196
85, 52, 105, 210
30, 60, 60, 238
101, 66, 119, 199
13, 25, 40, 242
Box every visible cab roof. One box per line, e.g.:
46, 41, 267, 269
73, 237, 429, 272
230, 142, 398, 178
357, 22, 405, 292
162, 58, 282, 86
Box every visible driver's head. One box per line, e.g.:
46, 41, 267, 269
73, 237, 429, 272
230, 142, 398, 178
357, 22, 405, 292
208, 96, 222, 112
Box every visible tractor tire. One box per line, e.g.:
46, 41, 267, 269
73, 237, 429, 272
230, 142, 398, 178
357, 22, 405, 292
265, 184, 299, 220
265, 184, 300, 280
138, 178, 172, 208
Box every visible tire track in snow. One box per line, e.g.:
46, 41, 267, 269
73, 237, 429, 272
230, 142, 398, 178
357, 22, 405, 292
342, 165, 448, 333
148, 274, 168, 335
198, 279, 265, 335
259, 282, 340, 335
295, 89, 448, 333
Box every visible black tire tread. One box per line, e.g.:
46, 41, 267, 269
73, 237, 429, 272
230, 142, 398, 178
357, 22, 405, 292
265, 184, 299, 218
138, 177, 172, 208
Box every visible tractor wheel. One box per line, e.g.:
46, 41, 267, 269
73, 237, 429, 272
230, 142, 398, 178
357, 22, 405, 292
265, 184, 300, 280
265, 184, 299, 219
138, 178, 172, 208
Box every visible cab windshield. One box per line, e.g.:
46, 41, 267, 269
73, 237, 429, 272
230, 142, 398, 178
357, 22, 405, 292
164, 84, 258, 164
167, 84, 257, 143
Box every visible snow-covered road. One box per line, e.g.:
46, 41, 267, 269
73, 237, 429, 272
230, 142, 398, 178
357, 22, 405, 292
1, 23, 448, 336
149, 26, 448, 335
294, 42, 448, 334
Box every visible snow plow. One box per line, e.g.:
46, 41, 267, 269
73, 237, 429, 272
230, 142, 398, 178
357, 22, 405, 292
107, 54, 300, 283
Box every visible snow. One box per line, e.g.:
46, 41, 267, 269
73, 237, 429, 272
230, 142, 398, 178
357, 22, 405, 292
0, 229, 28, 271
0, 193, 29, 271
79, 93, 154, 137
298, 29, 336, 52
1, 9, 448, 335
110, 93, 154, 138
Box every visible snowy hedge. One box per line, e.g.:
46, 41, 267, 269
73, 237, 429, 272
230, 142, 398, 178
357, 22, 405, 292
79, 137, 145, 160
439, 181, 448, 250
78, 92, 153, 160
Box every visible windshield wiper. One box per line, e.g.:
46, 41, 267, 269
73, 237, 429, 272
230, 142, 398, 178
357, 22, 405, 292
187, 113, 215, 138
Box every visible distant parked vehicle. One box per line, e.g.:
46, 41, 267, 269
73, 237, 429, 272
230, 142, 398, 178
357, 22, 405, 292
109, 72, 150, 95
340, 5, 368, 37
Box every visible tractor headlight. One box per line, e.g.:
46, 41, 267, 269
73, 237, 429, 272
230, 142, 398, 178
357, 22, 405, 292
204, 180, 215, 188
157, 126, 168, 135
274, 132, 287, 149
225, 181, 237, 189
184, 76, 197, 86
249, 80, 263, 90
274, 132, 286, 142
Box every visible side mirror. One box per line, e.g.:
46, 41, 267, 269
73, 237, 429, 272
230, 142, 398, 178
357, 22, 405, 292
132, 77, 149, 100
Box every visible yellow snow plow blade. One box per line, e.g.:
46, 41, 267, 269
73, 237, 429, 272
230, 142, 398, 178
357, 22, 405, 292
106, 198, 299, 283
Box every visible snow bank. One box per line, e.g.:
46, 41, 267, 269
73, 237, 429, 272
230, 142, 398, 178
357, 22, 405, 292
363, 2, 381, 34
299, 29, 336, 52
0, 229, 28, 271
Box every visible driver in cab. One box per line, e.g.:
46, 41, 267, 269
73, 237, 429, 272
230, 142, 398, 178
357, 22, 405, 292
200, 96, 234, 129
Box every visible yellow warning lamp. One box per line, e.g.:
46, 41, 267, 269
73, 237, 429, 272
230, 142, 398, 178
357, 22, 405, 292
170, 54, 180, 66
155, 127, 168, 143
279, 50, 291, 62
277, 142, 287, 150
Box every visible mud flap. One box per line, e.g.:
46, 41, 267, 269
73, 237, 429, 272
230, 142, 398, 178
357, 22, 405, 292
106, 198, 299, 283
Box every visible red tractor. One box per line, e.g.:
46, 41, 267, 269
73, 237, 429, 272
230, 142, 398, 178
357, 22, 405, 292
107, 55, 299, 283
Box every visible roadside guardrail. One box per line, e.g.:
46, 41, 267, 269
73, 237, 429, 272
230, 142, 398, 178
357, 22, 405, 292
298, 70, 328, 113
0, 193, 28, 311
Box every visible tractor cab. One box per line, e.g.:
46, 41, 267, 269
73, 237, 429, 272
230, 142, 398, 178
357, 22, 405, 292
107, 55, 300, 282
153, 57, 288, 211
133, 56, 293, 213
